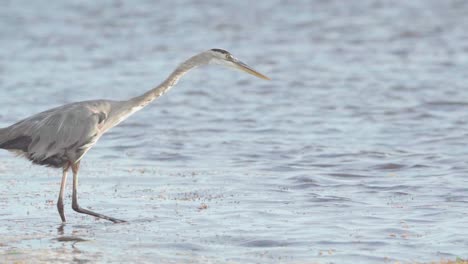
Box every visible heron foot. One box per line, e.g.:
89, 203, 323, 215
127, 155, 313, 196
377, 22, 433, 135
72, 204, 127, 223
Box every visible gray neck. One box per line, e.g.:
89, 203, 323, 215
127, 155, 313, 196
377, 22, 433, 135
104, 52, 211, 131
130, 53, 208, 108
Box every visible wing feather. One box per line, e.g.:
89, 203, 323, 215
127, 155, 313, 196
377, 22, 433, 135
1, 101, 108, 166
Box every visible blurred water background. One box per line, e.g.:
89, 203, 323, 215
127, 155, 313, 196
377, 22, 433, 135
1, 0, 468, 263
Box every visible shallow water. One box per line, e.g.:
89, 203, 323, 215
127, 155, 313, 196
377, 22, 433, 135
1, 0, 468, 263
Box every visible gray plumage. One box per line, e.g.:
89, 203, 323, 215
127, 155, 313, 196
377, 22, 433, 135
0, 49, 269, 223
0, 101, 110, 167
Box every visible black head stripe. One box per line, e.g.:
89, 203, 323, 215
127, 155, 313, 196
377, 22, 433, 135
211, 48, 229, 54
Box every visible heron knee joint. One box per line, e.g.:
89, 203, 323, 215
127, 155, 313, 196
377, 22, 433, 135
72, 203, 80, 211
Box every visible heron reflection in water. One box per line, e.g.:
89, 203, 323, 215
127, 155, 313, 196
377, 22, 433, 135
0, 49, 270, 223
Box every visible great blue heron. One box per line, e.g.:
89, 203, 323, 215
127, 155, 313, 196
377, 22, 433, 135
0, 49, 269, 223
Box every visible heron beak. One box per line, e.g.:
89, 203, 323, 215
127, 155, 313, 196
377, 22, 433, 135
233, 60, 270, 80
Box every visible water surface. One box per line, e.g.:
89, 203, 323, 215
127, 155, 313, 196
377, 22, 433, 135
1, 0, 468, 263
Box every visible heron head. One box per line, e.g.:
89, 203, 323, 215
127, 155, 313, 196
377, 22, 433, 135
206, 48, 270, 80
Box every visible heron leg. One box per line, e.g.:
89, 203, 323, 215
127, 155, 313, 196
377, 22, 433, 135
57, 163, 70, 223
71, 161, 126, 223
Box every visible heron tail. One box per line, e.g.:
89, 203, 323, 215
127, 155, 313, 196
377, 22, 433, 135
0, 127, 6, 145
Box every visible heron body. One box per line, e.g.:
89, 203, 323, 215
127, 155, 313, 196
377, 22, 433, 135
0, 100, 110, 167
0, 49, 269, 223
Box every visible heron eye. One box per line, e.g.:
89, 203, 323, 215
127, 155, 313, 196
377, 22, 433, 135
226, 54, 233, 60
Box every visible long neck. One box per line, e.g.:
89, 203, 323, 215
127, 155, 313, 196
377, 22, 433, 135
103, 53, 209, 131
130, 54, 205, 109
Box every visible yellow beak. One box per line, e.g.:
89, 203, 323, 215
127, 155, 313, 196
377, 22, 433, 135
233, 60, 270, 80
